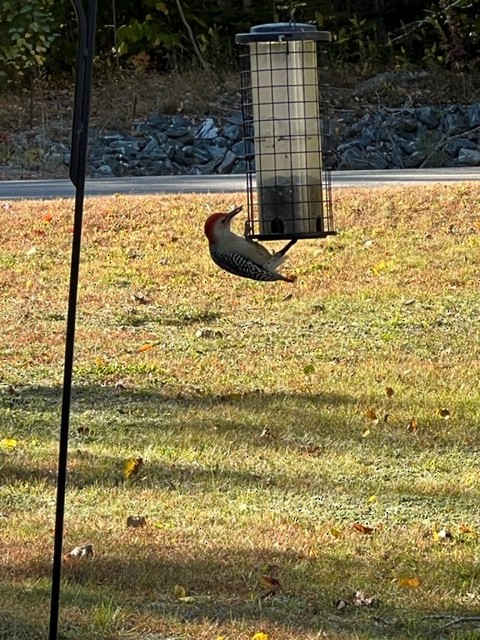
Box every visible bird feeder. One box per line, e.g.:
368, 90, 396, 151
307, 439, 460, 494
236, 23, 335, 241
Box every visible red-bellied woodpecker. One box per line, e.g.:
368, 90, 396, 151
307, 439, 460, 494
204, 205, 297, 282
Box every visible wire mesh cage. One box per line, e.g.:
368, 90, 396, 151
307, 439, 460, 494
236, 23, 335, 241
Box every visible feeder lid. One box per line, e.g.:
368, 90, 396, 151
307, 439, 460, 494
236, 22, 331, 44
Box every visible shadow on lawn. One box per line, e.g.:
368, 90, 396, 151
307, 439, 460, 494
0, 383, 354, 492
6, 542, 480, 639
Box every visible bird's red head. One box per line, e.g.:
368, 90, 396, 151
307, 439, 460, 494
204, 206, 243, 243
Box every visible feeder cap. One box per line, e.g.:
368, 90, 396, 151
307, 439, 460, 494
236, 22, 331, 44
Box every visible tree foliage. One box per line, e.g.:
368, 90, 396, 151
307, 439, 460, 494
0, 0, 58, 83
1, 0, 479, 83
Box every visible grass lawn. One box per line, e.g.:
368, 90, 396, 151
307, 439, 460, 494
0, 184, 479, 639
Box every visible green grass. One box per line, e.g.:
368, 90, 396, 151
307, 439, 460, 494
0, 185, 479, 639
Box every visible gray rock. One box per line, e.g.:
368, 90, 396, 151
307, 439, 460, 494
97, 164, 114, 176
393, 116, 418, 133
458, 148, 480, 165
142, 138, 160, 155
400, 140, 419, 155
217, 150, 237, 174
226, 111, 243, 125
421, 150, 452, 168
444, 138, 477, 156
416, 106, 441, 129
208, 145, 227, 163
444, 110, 468, 135
166, 126, 189, 138
467, 103, 480, 128
192, 147, 211, 163
404, 151, 427, 168
196, 117, 218, 139
43, 153, 65, 171
101, 131, 125, 142
338, 147, 389, 170
223, 123, 243, 142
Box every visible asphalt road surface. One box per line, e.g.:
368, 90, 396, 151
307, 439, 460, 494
1, 168, 480, 200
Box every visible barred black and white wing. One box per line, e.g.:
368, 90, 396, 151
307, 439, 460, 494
210, 247, 290, 282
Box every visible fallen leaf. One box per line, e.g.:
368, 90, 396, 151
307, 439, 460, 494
173, 584, 187, 599
43, 214, 53, 222
335, 598, 348, 610
329, 527, 342, 538
132, 291, 151, 304
259, 427, 274, 439
303, 363, 315, 375
398, 577, 422, 588
252, 633, 270, 640
438, 408, 451, 419
127, 515, 147, 528
365, 408, 379, 423
137, 343, 154, 353
386, 386, 395, 397
69, 544, 94, 558
362, 428, 371, 438
460, 524, 474, 534
177, 594, 212, 604
407, 418, 418, 432
353, 523, 375, 535
124, 456, 143, 479
367, 495, 377, 504
259, 575, 281, 592
0, 438, 18, 450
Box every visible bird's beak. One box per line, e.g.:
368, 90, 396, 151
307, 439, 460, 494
225, 205, 243, 222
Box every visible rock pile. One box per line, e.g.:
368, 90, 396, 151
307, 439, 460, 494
42, 102, 480, 177
333, 103, 480, 170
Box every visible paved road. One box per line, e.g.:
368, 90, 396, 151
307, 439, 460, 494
1, 168, 480, 200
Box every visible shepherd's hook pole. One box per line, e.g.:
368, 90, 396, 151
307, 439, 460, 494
48, 1, 97, 638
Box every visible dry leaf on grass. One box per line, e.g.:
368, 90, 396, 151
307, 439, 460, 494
460, 524, 475, 535
353, 523, 375, 535
173, 584, 187, 599
126, 515, 147, 528
124, 456, 143, 479
407, 418, 418, 432
0, 438, 18, 450
365, 408, 379, 423
398, 576, 422, 588
386, 386, 395, 397
137, 343, 155, 353
259, 574, 281, 594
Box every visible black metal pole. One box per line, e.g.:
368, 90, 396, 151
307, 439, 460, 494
48, 1, 97, 638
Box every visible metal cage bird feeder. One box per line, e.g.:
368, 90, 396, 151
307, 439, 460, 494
236, 22, 335, 241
